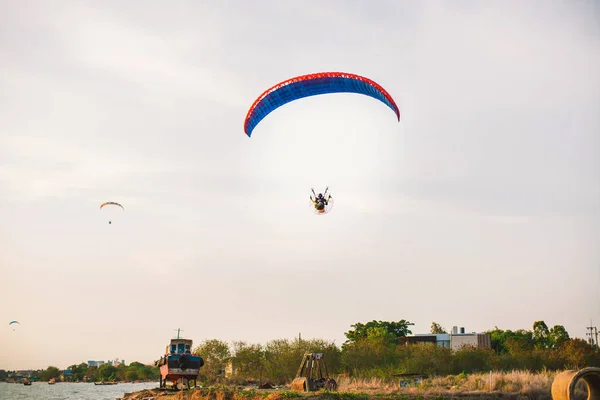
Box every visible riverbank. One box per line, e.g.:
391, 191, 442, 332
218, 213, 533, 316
119, 370, 561, 400
118, 388, 546, 400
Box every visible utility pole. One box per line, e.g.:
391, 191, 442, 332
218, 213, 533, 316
586, 320, 597, 347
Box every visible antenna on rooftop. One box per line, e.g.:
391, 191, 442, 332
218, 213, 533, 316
174, 328, 184, 339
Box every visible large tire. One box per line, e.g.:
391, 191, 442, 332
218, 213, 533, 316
291, 377, 308, 392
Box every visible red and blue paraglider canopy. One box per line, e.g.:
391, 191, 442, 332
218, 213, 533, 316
243, 72, 400, 137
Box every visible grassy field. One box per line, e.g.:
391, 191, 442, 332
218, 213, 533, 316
337, 370, 553, 393
119, 370, 588, 400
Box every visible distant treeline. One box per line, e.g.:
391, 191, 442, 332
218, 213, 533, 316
2, 320, 598, 385
0, 362, 159, 382
191, 320, 600, 385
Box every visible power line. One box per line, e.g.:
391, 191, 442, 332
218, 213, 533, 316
585, 320, 597, 348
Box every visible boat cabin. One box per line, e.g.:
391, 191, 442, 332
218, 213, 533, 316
166, 338, 193, 356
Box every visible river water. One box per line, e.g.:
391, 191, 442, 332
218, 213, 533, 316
0, 381, 158, 400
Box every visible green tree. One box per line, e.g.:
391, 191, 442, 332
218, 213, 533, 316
40, 366, 61, 381
561, 338, 594, 369
430, 322, 447, 334
140, 365, 159, 380
532, 321, 550, 349
344, 320, 414, 345
487, 327, 534, 354
67, 363, 88, 382
451, 346, 493, 374
259, 337, 340, 385
97, 364, 117, 381
193, 339, 231, 382
85, 365, 98, 382
342, 335, 399, 377
230, 341, 265, 382
487, 326, 509, 353
262, 339, 296, 384
399, 343, 453, 376
548, 325, 570, 348
129, 362, 145, 368
505, 330, 534, 355
125, 369, 139, 381
66, 365, 77, 382
366, 326, 397, 343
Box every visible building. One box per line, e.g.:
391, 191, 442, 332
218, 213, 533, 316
399, 335, 436, 346
108, 358, 125, 367
400, 326, 490, 351
399, 333, 450, 348
87, 360, 105, 367
448, 326, 491, 350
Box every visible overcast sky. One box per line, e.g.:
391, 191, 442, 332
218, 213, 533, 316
1, 0, 599, 370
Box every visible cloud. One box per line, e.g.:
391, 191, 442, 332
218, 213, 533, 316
0, 133, 167, 201
1, 1, 599, 369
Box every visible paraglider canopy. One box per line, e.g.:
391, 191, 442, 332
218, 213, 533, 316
9, 321, 19, 331
100, 202, 124, 210
244, 72, 401, 137
100, 202, 124, 224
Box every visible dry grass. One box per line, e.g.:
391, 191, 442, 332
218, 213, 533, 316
335, 370, 590, 400
334, 370, 579, 399
120, 374, 592, 400
122, 371, 592, 400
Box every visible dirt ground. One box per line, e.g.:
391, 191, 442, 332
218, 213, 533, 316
118, 388, 291, 400
117, 387, 532, 400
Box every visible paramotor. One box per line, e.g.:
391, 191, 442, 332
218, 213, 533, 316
310, 187, 334, 215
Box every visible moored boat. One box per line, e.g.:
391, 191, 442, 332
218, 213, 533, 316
155, 329, 204, 390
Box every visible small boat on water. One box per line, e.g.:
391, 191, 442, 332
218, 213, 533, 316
23, 380, 32, 386
94, 381, 118, 385
48, 378, 56, 384
155, 329, 204, 390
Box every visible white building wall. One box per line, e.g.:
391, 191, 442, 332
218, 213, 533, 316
450, 333, 491, 350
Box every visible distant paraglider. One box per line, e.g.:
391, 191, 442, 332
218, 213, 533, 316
9, 321, 19, 331
100, 202, 124, 224
243, 71, 400, 137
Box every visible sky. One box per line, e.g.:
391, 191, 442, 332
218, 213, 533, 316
1, 0, 599, 370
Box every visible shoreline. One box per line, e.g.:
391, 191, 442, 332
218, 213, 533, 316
118, 387, 546, 400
